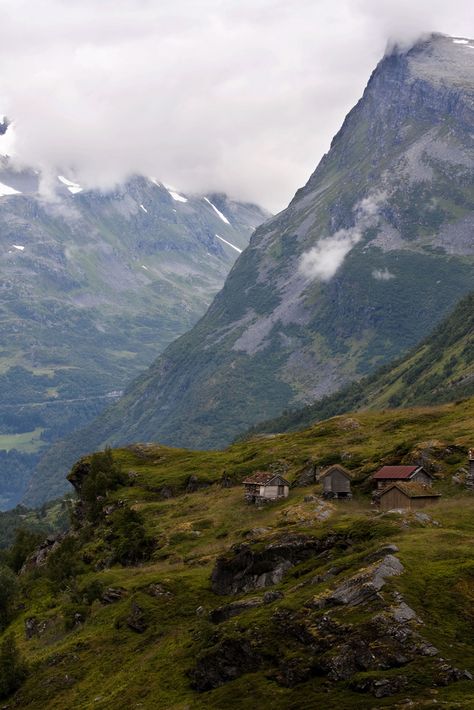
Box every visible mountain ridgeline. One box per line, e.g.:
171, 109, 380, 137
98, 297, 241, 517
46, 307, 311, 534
27, 34, 474, 504
243, 290, 474, 437
0, 161, 268, 508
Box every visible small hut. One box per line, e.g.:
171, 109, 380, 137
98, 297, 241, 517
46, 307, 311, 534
372, 465, 433, 490
377, 482, 441, 511
319, 465, 352, 500
243, 471, 290, 504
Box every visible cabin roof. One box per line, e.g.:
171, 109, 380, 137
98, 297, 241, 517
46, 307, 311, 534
243, 471, 290, 486
319, 464, 352, 481
373, 465, 423, 480
379, 482, 441, 499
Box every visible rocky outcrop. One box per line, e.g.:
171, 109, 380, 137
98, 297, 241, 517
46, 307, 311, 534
209, 598, 263, 624
20, 533, 67, 573
189, 639, 262, 691
211, 532, 350, 595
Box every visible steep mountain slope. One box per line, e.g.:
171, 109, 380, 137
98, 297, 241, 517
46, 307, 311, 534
29, 34, 474, 504
3, 399, 474, 708
245, 290, 474, 436
0, 154, 268, 507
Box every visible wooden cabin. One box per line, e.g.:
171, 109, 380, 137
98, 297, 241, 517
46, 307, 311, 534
319, 465, 352, 500
372, 465, 433, 490
377, 482, 441, 511
243, 471, 290, 504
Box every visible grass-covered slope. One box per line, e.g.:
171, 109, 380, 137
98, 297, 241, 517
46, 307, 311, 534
2, 398, 474, 708
245, 290, 474, 436
32, 34, 474, 503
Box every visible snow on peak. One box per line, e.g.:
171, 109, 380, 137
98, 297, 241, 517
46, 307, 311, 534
12, 244, 25, 251
215, 234, 242, 254
204, 197, 230, 224
140, 204, 148, 213
0, 182, 21, 197
58, 175, 83, 194
452, 38, 469, 44
164, 184, 188, 203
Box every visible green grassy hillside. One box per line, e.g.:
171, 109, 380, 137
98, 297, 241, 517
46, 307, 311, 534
1, 398, 474, 708
246, 290, 474, 437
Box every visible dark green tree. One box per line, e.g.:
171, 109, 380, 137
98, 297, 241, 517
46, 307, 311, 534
0, 633, 27, 699
0, 567, 18, 630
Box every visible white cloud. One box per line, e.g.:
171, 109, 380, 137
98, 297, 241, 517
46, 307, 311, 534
372, 268, 396, 281
0, 1, 472, 211
299, 193, 384, 281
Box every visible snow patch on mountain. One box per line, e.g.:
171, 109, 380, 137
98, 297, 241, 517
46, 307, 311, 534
0, 182, 21, 197
58, 175, 83, 194
165, 185, 188, 203
215, 234, 242, 253
204, 197, 230, 224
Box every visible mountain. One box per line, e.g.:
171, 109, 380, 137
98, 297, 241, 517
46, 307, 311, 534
2, 397, 474, 708
0, 151, 269, 508
27, 33, 474, 505
244, 290, 474, 436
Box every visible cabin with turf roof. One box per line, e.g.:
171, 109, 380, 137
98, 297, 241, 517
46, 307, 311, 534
243, 471, 290, 504
372, 465, 433, 490
319, 464, 352, 500
376, 482, 441, 511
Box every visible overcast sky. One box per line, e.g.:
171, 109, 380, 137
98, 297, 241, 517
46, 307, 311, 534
0, 0, 473, 211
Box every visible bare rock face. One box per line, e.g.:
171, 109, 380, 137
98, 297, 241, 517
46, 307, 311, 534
324, 554, 404, 608
209, 598, 263, 624
210, 532, 350, 595
20, 533, 67, 574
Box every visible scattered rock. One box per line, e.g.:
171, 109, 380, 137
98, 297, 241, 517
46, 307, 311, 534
351, 675, 408, 697
263, 590, 284, 604
189, 639, 262, 691
25, 617, 38, 639
159, 486, 174, 499
325, 555, 404, 608
364, 544, 399, 563
126, 601, 147, 633
391, 602, 420, 624
147, 583, 172, 598
210, 598, 263, 624
101, 587, 127, 604
433, 661, 473, 685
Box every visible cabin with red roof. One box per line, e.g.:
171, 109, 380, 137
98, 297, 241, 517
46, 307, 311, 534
319, 464, 352, 500
372, 465, 433, 490
243, 471, 290, 504
377, 482, 441, 511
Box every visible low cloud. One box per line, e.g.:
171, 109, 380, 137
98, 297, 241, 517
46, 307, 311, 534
0, 1, 472, 211
372, 268, 396, 281
299, 193, 384, 281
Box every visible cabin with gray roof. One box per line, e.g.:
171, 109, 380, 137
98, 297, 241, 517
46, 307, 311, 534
243, 471, 290, 504
319, 464, 352, 500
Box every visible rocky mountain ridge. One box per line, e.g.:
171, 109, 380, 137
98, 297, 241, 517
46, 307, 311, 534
30, 33, 474, 503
